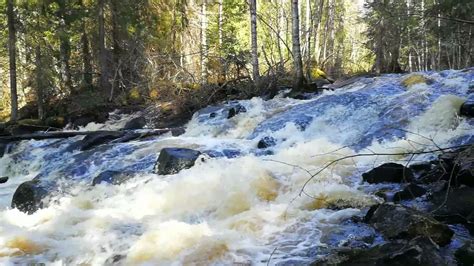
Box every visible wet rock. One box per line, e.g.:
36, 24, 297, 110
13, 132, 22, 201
0, 176, 8, 184
11, 180, 50, 214
314, 236, 446, 266
455, 241, 474, 266
365, 203, 453, 246
0, 143, 5, 157
44, 116, 66, 128
154, 148, 201, 175
204, 149, 241, 158
430, 187, 474, 225
92, 171, 135, 186
80, 131, 124, 151
257, 136, 276, 149
7, 119, 47, 135
227, 104, 247, 119
393, 184, 427, 202
171, 128, 186, 136
409, 162, 434, 177
122, 116, 146, 130
460, 101, 474, 117
362, 163, 414, 184
70, 112, 109, 129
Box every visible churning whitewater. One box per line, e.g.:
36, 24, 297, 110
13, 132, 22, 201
0, 70, 473, 265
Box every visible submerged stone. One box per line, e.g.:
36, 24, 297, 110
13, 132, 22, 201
362, 163, 414, 183
92, 171, 135, 185
80, 131, 124, 151
0, 176, 8, 184
154, 148, 201, 175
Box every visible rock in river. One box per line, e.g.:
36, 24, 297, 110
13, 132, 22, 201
154, 148, 201, 175
365, 203, 453, 246
11, 179, 50, 214
362, 163, 414, 183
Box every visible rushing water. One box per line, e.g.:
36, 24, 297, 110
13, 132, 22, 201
0, 70, 473, 265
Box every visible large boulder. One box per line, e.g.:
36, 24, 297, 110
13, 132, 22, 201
92, 171, 135, 186
313, 236, 446, 266
11, 180, 50, 214
430, 187, 474, 225
460, 101, 474, 117
122, 116, 146, 130
362, 163, 414, 183
154, 148, 201, 175
365, 203, 453, 246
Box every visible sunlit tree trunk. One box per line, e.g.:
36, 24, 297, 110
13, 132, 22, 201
249, 0, 260, 81
7, 0, 18, 121
292, 0, 305, 89
304, 0, 312, 78
35, 46, 45, 120
98, 0, 110, 90
58, 1, 73, 92
200, 0, 208, 84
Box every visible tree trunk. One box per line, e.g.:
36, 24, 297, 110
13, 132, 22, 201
292, 0, 305, 90
249, 0, 260, 82
35, 46, 45, 120
304, 0, 312, 78
98, 0, 110, 91
200, 0, 208, 84
81, 19, 93, 89
7, 0, 18, 121
58, 1, 73, 92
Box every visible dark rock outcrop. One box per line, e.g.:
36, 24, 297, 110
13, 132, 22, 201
122, 116, 147, 130
79, 131, 124, 151
430, 187, 474, 225
460, 101, 474, 117
362, 163, 414, 183
0, 143, 5, 157
365, 203, 453, 246
0, 176, 8, 184
92, 171, 135, 185
456, 241, 474, 266
257, 136, 276, 149
314, 236, 446, 266
11, 180, 50, 214
393, 184, 427, 202
154, 148, 201, 175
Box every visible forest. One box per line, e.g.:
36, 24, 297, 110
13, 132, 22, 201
0, 0, 472, 124
0, 0, 474, 265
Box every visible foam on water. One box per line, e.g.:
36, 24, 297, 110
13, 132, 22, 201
0, 70, 473, 265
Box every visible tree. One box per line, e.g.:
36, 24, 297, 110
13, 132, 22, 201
98, 0, 110, 91
291, 0, 305, 89
200, 0, 208, 84
249, 0, 260, 82
7, 0, 18, 121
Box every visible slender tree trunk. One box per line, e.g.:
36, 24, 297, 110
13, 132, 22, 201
200, 0, 208, 84
35, 46, 45, 120
81, 20, 93, 89
304, 0, 312, 78
313, 0, 324, 66
98, 0, 110, 91
58, 1, 73, 92
217, 0, 225, 81
7, 0, 18, 121
407, 0, 413, 72
249, 0, 260, 82
292, 0, 305, 90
